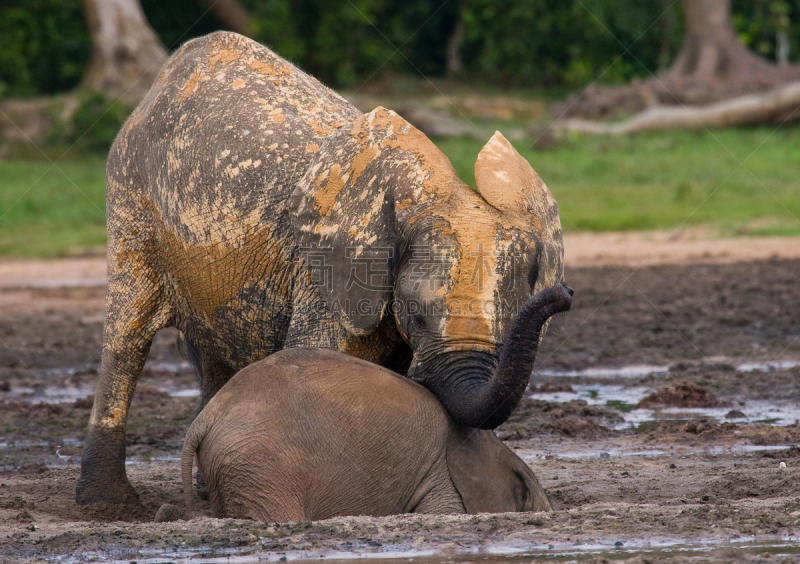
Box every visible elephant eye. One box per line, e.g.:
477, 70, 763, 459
408, 313, 426, 330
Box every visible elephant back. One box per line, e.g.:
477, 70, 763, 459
197, 348, 452, 520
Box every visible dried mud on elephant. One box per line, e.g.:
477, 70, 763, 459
79, 30, 566, 508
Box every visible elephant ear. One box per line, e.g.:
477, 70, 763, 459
446, 426, 552, 513
287, 107, 455, 335
474, 131, 564, 291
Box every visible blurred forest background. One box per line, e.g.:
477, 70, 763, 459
4, 0, 800, 96
1, 0, 799, 257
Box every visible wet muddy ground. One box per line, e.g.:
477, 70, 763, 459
0, 258, 799, 562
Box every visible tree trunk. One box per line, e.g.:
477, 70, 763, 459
557, 0, 800, 119
81, 0, 168, 106
662, 0, 792, 102
446, 2, 465, 75
200, 0, 253, 36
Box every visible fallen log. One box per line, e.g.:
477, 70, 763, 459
552, 81, 800, 136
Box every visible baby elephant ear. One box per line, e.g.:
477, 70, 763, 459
446, 427, 552, 514
474, 131, 553, 216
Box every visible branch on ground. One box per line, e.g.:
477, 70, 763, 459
552, 81, 800, 136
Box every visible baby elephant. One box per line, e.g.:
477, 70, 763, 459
182, 349, 553, 520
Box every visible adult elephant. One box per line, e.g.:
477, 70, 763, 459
77, 31, 564, 506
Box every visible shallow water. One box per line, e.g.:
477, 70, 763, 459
61, 536, 800, 564
536, 359, 800, 381
4, 360, 197, 404
9, 359, 799, 405
517, 443, 793, 461
529, 382, 800, 429
536, 365, 670, 379
738, 360, 800, 372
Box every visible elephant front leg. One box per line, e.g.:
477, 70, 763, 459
76, 344, 149, 506
76, 267, 171, 506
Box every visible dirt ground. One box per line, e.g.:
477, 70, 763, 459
1, 248, 799, 562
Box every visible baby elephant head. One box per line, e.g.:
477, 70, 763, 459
447, 426, 552, 513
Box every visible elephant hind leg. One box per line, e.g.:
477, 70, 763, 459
76, 249, 173, 506
189, 345, 235, 502
410, 463, 466, 515
210, 485, 306, 522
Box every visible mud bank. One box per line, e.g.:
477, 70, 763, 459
1, 455, 799, 562
0, 258, 799, 562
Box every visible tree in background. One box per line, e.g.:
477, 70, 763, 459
666, 0, 797, 99
2, 0, 800, 119
81, 0, 167, 106
561, 0, 800, 119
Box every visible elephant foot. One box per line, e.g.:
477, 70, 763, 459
76, 472, 140, 506
76, 425, 141, 507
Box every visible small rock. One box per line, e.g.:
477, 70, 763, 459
154, 503, 186, 523
599, 452, 611, 460
17, 462, 47, 475
637, 380, 729, 409
669, 463, 677, 469
73, 395, 94, 409
683, 419, 715, 434
780, 462, 787, 469
614, 541, 624, 547
537, 380, 575, 393
497, 430, 521, 441
725, 409, 746, 419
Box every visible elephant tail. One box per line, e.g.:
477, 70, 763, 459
181, 414, 210, 514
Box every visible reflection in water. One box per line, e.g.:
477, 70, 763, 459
529, 382, 800, 429
51, 536, 800, 564
536, 365, 669, 379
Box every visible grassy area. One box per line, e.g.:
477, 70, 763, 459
438, 125, 800, 235
0, 159, 106, 257
0, 126, 799, 257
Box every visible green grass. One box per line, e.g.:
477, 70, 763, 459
1, 125, 799, 257
0, 158, 107, 257
437, 125, 800, 235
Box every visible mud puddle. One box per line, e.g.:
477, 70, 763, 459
537, 360, 800, 381
529, 381, 800, 430
286, 538, 800, 563
27, 534, 800, 563
536, 365, 671, 380
517, 444, 797, 461
3, 360, 198, 405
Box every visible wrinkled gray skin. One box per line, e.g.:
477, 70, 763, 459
181, 348, 553, 521
78, 31, 565, 506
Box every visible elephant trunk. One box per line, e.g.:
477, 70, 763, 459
422, 283, 573, 430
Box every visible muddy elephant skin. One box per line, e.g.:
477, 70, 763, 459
182, 282, 572, 520
78, 31, 565, 505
